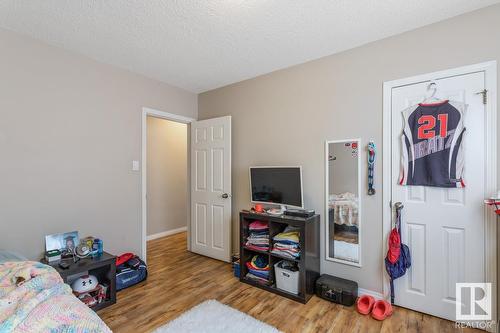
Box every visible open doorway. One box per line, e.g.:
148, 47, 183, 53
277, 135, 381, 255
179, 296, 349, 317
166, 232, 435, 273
141, 108, 195, 263
147, 116, 187, 238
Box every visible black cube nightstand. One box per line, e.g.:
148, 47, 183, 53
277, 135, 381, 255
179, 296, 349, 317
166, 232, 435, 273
41, 251, 116, 311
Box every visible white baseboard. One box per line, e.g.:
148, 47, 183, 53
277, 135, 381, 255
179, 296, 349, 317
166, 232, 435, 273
358, 288, 384, 300
147, 227, 187, 241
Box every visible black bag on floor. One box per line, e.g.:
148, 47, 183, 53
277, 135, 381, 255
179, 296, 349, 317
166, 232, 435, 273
116, 256, 148, 291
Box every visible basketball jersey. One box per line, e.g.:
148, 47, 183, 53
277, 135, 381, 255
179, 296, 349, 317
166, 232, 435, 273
399, 100, 466, 188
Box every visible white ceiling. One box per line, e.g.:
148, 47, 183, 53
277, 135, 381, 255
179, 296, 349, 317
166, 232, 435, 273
0, 1, 498, 93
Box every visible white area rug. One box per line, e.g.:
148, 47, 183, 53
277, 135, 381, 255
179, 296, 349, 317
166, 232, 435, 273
334, 240, 359, 262
154, 300, 280, 333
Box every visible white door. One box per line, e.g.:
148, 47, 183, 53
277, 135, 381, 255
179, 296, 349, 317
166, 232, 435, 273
190, 116, 232, 262
390, 72, 487, 320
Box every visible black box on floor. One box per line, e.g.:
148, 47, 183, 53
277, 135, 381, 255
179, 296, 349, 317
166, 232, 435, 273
315, 274, 358, 306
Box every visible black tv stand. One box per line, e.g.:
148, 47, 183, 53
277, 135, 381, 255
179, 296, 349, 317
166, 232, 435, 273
239, 211, 320, 303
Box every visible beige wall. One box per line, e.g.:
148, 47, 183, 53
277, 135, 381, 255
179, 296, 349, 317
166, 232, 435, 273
0, 28, 197, 259
147, 117, 188, 236
199, 5, 500, 293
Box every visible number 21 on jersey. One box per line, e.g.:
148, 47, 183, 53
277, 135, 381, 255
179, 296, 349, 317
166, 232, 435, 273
417, 114, 449, 139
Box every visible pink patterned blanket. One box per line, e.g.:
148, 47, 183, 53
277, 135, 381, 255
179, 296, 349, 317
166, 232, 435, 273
0, 261, 111, 332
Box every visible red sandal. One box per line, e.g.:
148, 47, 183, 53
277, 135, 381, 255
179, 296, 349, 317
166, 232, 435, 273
356, 295, 376, 315
371, 300, 393, 320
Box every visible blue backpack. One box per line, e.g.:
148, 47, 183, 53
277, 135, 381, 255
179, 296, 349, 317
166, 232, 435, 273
116, 256, 148, 291
385, 205, 411, 304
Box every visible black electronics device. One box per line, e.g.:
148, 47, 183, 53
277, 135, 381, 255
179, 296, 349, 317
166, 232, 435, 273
250, 167, 303, 208
284, 209, 315, 218
58, 261, 71, 270
315, 274, 358, 306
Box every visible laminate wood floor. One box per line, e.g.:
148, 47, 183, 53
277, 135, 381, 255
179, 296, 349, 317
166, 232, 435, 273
99, 232, 478, 333
333, 230, 358, 244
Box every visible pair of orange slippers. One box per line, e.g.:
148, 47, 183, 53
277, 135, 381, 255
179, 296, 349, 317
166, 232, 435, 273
356, 295, 393, 320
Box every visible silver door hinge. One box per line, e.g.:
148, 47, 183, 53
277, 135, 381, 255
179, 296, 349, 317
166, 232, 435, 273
476, 89, 488, 105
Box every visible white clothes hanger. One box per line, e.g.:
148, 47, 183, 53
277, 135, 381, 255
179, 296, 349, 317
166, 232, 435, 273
421, 80, 447, 104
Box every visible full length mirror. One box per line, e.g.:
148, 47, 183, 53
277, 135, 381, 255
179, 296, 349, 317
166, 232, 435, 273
325, 139, 361, 266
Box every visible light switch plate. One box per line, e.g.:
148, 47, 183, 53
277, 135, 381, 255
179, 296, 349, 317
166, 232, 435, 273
132, 160, 140, 171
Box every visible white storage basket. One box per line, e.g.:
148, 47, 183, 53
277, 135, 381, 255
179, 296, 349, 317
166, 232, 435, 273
274, 260, 299, 295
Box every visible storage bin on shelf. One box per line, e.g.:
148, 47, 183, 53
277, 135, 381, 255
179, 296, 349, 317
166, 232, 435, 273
274, 260, 299, 295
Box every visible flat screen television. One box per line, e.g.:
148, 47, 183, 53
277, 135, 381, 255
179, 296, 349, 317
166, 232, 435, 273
249, 166, 303, 209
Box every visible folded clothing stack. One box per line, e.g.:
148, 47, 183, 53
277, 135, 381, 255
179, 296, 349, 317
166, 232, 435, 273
271, 226, 300, 260
245, 220, 269, 251
245, 254, 270, 284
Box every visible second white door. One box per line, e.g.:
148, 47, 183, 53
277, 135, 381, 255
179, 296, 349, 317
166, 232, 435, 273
190, 116, 232, 262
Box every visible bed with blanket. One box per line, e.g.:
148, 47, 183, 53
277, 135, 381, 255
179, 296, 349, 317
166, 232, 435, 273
328, 192, 359, 227
0, 251, 111, 333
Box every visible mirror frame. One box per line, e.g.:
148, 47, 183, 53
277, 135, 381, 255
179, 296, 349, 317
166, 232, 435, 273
324, 139, 362, 267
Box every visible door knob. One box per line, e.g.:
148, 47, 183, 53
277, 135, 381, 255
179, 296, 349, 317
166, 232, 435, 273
394, 202, 404, 210
222, 193, 231, 199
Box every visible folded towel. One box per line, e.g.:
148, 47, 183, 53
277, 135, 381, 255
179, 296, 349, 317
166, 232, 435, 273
246, 272, 269, 284
271, 249, 300, 259
248, 235, 269, 239
247, 268, 269, 279
244, 244, 269, 251
247, 262, 269, 271
272, 239, 298, 246
249, 221, 268, 230
247, 238, 269, 244
273, 231, 299, 243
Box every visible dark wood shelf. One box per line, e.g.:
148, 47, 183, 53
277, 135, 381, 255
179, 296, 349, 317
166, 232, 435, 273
239, 211, 320, 304
42, 252, 115, 278
41, 251, 116, 311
